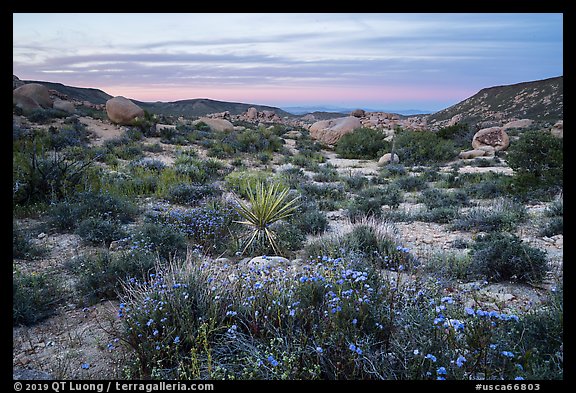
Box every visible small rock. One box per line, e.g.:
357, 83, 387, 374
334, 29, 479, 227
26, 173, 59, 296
377, 153, 400, 166
37, 232, 47, 239
248, 256, 290, 269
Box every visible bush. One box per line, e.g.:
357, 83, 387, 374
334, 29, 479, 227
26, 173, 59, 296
75, 217, 127, 246
66, 250, 157, 306
451, 198, 526, 232
13, 139, 94, 204
436, 123, 474, 149
343, 172, 369, 191
312, 163, 340, 182
506, 130, 563, 190
13, 268, 62, 325
13, 222, 47, 259
299, 182, 346, 211
146, 201, 238, 255
418, 188, 469, 209
130, 222, 188, 262
394, 130, 458, 165
469, 232, 548, 283
335, 127, 390, 159
118, 250, 558, 380
378, 164, 407, 179
392, 175, 429, 192
48, 191, 138, 231
166, 183, 220, 206
347, 185, 403, 221
292, 200, 329, 235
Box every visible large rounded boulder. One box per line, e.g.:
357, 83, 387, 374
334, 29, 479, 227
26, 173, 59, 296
193, 117, 235, 132
309, 116, 362, 145
472, 126, 510, 151
105, 96, 145, 125
13, 83, 53, 109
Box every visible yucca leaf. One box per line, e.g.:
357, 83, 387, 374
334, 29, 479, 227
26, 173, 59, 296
232, 181, 301, 255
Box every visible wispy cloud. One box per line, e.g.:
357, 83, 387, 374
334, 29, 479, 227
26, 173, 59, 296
13, 13, 562, 110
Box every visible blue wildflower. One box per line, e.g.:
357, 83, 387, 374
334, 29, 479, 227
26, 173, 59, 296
437, 367, 447, 375
501, 351, 514, 359
465, 307, 475, 316
352, 318, 358, 325
456, 355, 466, 368
316, 347, 323, 353
425, 354, 437, 362
267, 355, 279, 367
441, 296, 453, 304
515, 377, 524, 380
81, 363, 90, 369
349, 344, 357, 352
174, 336, 181, 344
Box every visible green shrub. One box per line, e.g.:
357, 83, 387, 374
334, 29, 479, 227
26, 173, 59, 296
539, 217, 563, 237
418, 188, 469, 209
378, 164, 407, 179
392, 175, 429, 192
13, 222, 48, 259
343, 172, 369, 191
166, 183, 220, 205
48, 191, 138, 233
469, 232, 548, 283
312, 163, 340, 182
13, 140, 94, 205
416, 206, 460, 224
347, 185, 403, 221
436, 123, 474, 149
451, 198, 526, 232
292, 200, 329, 235
394, 130, 458, 165
26, 108, 68, 123
276, 166, 307, 189
510, 284, 563, 379
13, 268, 62, 325
224, 170, 276, 197
66, 250, 157, 305
75, 217, 127, 246
335, 128, 390, 159
506, 130, 563, 189
422, 250, 472, 281
130, 222, 188, 261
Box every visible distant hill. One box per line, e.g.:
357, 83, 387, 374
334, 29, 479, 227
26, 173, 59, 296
134, 98, 294, 118
15, 76, 293, 118
426, 76, 563, 127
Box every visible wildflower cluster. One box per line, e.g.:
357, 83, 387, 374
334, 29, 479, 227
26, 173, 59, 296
118, 252, 550, 380
146, 202, 238, 253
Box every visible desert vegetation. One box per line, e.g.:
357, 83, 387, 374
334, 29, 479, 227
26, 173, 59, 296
13, 104, 563, 381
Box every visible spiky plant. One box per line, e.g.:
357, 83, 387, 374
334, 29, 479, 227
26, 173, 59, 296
234, 182, 300, 255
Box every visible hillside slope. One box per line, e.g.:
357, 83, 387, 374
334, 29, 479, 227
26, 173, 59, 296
427, 76, 563, 127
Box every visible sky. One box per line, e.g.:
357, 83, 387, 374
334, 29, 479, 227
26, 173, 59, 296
13, 13, 563, 113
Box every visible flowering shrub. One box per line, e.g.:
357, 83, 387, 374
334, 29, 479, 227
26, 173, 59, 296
117, 252, 558, 380
145, 201, 239, 255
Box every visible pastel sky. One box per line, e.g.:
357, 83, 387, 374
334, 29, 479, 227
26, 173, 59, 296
13, 13, 563, 112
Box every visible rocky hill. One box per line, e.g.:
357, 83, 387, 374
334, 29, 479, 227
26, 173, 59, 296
426, 76, 563, 129
13, 76, 292, 119
134, 98, 294, 118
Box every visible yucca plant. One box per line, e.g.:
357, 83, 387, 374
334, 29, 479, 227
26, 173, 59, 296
234, 182, 300, 255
